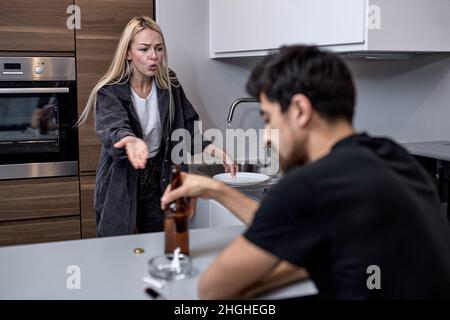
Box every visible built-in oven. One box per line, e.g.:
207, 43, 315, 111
0, 57, 78, 180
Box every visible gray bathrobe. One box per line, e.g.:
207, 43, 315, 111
94, 77, 211, 236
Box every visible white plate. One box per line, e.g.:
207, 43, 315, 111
213, 172, 270, 186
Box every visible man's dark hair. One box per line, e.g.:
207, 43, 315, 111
246, 45, 356, 123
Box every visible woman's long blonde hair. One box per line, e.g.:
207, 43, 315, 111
76, 16, 177, 129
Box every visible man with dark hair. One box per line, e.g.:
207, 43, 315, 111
161, 45, 450, 299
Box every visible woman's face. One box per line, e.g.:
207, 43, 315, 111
127, 28, 164, 79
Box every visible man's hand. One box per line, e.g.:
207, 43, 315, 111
160, 172, 218, 209
161, 171, 260, 226
114, 136, 148, 169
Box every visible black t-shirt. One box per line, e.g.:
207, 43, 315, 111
244, 133, 450, 299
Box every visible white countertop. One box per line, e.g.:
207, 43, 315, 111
0, 226, 317, 300
402, 141, 450, 161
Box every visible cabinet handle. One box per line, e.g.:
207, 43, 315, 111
0, 87, 69, 94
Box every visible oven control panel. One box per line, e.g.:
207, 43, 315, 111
0, 57, 75, 81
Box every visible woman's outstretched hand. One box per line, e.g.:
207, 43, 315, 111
114, 136, 148, 169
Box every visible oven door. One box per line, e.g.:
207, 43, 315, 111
0, 81, 78, 179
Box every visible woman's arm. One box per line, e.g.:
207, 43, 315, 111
203, 144, 238, 177
173, 81, 237, 175
95, 88, 136, 161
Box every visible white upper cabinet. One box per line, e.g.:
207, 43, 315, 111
209, 0, 260, 53
209, 0, 450, 58
258, 0, 365, 50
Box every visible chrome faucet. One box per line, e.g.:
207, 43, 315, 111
226, 97, 259, 125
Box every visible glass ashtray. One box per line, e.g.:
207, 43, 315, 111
148, 253, 195, 280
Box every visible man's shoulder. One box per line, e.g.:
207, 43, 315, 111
279, 151, 351, 184
278, 166, 313, 185
266, 167, 316, 206
332, 133, 411, 160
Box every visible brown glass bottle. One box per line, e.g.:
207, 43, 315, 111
164, 165, 190, 255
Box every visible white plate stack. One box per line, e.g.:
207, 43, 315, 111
213, 172, 270, 186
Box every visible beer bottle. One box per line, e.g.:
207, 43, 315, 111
164, 165, 190, 255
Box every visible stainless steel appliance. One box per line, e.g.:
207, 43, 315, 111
0, 57, 78, 179
402, 141, 450, 222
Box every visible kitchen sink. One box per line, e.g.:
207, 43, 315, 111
189, 163, 262, 177
189, 163, 281, 201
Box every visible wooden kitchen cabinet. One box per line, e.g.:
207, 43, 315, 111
0, 176, 81, 246
0, 1, 155, 247
76, 38, 118, 172
75, 0, 154, 173
80, 174, 97, 238
0, 177, 80, 222
0, 0, 75, 52
0, 216, 80, 246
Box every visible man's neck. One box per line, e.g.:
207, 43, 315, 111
306, 120, 356, 163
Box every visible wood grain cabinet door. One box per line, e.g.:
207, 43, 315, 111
75, 0, 154, 172
0, 0, 75, 51
0, 177, 81, 246
0, 217, 81, 246
0, 177, 80, 222
80, 174, 96, 238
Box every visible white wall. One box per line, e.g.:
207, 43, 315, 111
349, 54, 450, 142
156, 0, 450, 143
156, 0, 263, 133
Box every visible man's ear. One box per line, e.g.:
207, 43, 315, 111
290, 93, 313, 128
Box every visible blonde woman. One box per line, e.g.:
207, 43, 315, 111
78, 16, 236, 236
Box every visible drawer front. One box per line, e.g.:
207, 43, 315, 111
0, 177, 80, 222
0, 216, 81, 246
